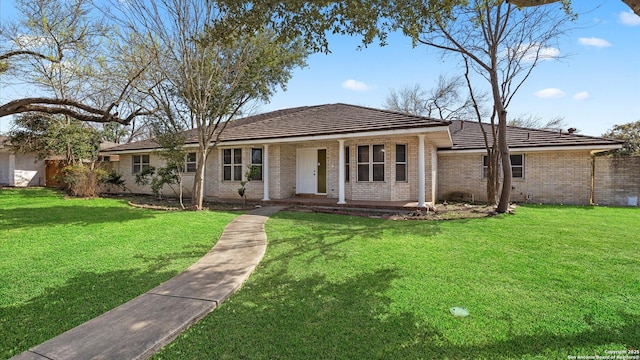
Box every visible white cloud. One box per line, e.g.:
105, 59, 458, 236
341, 79, 373, 91
573, 91, 590, 100
619, 10, 640, 26
578, 37, 612, 48
534, 88, 565, 99
504, 43, 560, 62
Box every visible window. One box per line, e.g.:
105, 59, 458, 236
357, 144, 385, 182
482, 154, 524, 179
510, 154, 524, 178
395, 144, 407, 182
345, 146, 350, 182
132, 155, 150, 174
184, 152, 197, 173
98, 156, 110, 162
223, 148, 242, 181
251, 148, 263, 181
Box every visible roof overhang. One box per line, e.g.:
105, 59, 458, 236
219, 126, 452, 147
103, 125, 453, 154
437, 144, 623, 155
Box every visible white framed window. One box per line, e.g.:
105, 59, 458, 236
223, 148, 242, 181
357, 144, 385, 182
132, 155, 150, 174
395, 144, 407, 182
251, 148, 263, 181
483, 154, 524, 179
184, 152, 197, 173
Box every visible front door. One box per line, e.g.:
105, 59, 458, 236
297, 148, 326, 194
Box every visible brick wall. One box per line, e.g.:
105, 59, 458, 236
114, 154, 195, 197
111, 134, 438, 203
438, 150, 593, 205
594, 156, 640, 206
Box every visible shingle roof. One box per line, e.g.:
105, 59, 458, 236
103, 105, 623, 153
104, 103, 449, 152
447, 120, 623, 151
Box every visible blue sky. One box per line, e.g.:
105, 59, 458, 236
1, 1, 639, 137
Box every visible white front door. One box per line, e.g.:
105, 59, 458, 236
297, 148, 317, 194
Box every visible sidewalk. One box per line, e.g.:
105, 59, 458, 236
12, 206, 286, 360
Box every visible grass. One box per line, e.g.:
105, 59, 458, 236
0, 188, 239, 359
156, 205, 640, 359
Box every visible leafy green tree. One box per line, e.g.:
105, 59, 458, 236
603, 120, 640, 156
8, 113, 101, 164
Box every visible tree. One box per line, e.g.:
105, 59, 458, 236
0, 0, 152, 125
392, 1, 572, 212
508, 115, 570, 132
602, 120, 640, 156
111, 0, 309, 209
8, 113, 101, 164
385, 76, 486, 120
507, 0, 640, 17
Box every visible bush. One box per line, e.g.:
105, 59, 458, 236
59, 164, 108, 197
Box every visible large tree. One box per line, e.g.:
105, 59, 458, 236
0, 0, 152, 125
111, 0, 309, 209
390, 1, 572, 212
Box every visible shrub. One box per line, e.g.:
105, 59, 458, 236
59, 164, 108, 197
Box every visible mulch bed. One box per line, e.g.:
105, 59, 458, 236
116, 194, 514, 220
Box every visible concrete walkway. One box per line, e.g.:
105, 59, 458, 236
12, 206, 286, 360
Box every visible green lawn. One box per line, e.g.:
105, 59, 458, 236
0, 188, 238, 359
156, 205, 639, 360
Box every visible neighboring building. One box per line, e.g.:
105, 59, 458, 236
0, 136, 46, 187
0, 137, 120, 188
101, 103, 627, 206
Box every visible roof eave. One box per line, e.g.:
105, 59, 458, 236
437, 143, 623, 154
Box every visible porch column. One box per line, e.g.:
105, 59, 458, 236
431, 145, 438, 205
417, 135, 426, 208
262, 144, 270, 201
337, 140, 346, 204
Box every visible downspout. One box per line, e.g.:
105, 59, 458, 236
590, 153, 595, 205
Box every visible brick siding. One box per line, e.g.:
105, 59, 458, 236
594, 156, 640, 206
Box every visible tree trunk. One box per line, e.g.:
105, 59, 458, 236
488, 66, 512, 213
191, 149, 208, 209
486, 149, 500, 206
496, 109, 512, 213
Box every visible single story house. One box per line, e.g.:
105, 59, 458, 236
101, 103, 624, 206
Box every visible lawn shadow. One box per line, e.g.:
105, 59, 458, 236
263, 211, 443, 266
157, 209, 639, 359
0, 205, 156, 229
0, 247, 207, 359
